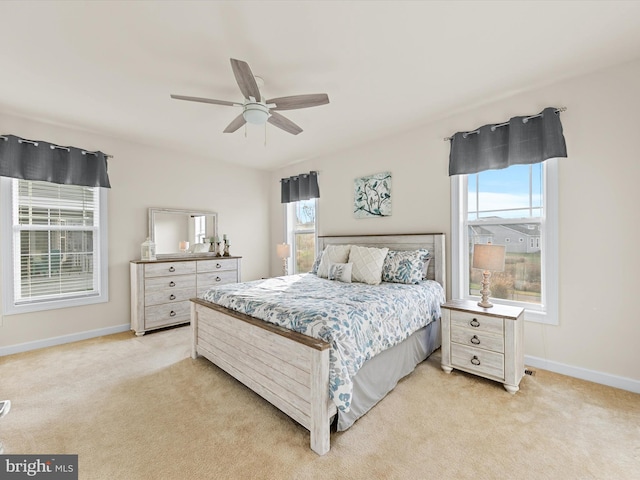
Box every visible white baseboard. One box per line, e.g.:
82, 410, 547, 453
0, 324, 131, 357
525, 355, 640, 394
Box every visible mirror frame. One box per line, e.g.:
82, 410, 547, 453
148, 207, 219, 258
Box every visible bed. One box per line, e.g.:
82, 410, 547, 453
190, 233, 446, 455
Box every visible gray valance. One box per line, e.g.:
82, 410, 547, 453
0, 134, 111, 188
448, 107, 567, 176
280, 171, 319, 203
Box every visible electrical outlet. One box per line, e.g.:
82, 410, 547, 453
524, 369, 536, 376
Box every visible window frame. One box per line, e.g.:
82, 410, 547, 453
285, 198, 319, 275
451, 158, 558, 325
1, 177, 109, 315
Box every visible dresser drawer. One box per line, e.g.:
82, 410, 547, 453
197, 271, 239, 295
145, 286, 195, 307
144, 301, 191, 329
450, 327, 504, 353
144, 274, 196, 293
451, 343, 504, 380
197, 258, 238, 273
145, 261, 196, 278
450, 310, 503, 336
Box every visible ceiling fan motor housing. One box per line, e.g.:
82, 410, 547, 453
243, 102, 270, 124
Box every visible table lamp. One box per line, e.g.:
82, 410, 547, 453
277, 243, 291, 276
472, 244, 506, 308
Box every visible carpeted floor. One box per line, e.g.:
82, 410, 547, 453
1, 325, 638, 479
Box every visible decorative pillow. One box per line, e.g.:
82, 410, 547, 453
422, 257, 431, 279
382, 250, 426, 284
310, 251, 323, 274
348, 245, 389, 285
328, 262, 353, 283
316, 244, 352, 278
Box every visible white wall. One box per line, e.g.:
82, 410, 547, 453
270, 58, 640, 387
0, 112, 271, 351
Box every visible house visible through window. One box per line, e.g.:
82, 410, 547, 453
451, 159, 558, 324
286, 198, 317, 274
1, 178, 109, 314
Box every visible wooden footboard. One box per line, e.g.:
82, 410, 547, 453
191, 298, 337, 455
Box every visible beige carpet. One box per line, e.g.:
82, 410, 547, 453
1, 325, 638, 480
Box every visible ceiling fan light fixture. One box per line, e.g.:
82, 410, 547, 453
243, 103, 270, 125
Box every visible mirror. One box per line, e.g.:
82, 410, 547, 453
149, 208, 218, 257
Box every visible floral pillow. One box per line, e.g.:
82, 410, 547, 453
310, 251, 323, 274
382, 250, 429, 284
328, 262, 353, 283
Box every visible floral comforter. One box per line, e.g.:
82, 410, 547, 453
201, 274, 445, 413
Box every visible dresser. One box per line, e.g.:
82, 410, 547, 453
130, 256, 241, 336
441, 299, 524, 393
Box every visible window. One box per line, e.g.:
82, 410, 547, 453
1, 178, 108, 314
451, 159, 558, 324
286, 198, 318, 274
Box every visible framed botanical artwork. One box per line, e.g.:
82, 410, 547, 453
354, 172, 391, 218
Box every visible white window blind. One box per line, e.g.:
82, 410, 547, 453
6, 179, 105, 309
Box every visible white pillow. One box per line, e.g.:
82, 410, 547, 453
348, 245, 389, 285
316, 245, 352, 278
328, 262, 352, 283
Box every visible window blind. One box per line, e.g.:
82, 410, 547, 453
12, 179, 102, 304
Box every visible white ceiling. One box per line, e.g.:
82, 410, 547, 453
1, 1, 639, 171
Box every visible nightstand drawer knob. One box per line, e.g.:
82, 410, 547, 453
470, 318, 480, 327
215, 276, 221, 282
169, 281, 176, 287
169, 266, 175, 272
216, 263, 222, 269
470, 335, 480, 345
169, 294, 176, 300
169, 310, 176, 317
471, 355, 481, 366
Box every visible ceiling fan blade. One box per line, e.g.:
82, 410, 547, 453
230, 58, 261, 101
223, 114, 247, 133
267, 94, 329, 111
170, 94, 238, 107
268, 112, 303, 135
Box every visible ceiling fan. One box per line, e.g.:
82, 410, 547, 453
171, 58, 329, 135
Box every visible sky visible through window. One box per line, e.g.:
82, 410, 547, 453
468, 164, 542, 219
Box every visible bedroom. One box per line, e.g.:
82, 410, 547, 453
0, 1, 639, 478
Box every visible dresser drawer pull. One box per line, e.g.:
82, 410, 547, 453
169, 266, 175, 272
216, 276, 221, 282
216, 263, 222, 269
470, 335, 481, 345
470, 355, 481, 366
169, 310, 176, 317
169, 294, 176, 300
169, 281, 176, 287
470, 318, 480, 328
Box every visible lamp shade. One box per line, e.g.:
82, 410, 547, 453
277, 243, 291, 259
472, 244, 506, 272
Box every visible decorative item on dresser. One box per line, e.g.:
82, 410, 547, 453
441, 299, 524, 393
130, 256, 241, 336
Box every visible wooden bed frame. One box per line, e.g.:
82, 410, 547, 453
190, 233, 446, 455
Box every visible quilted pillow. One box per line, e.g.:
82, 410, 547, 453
316, 244, 352, 278
382, 250, 427, 284
348, 245, 389, 285
328, 262, 353, 283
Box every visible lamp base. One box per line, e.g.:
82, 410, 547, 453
478, 270, 494, 308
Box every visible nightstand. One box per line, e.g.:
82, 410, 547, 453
441, 299, 525, 393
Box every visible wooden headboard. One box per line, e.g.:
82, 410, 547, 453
317, 233, 446, 298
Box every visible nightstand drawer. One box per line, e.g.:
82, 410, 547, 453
197, 258, 239, 273
450, 310, 503, 335
450, 327, 504, 353
451, 343, 504, 380
145, 261, 196, 278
